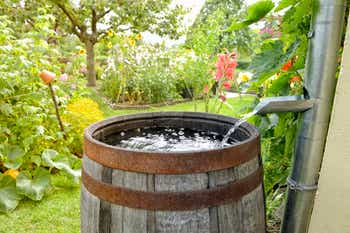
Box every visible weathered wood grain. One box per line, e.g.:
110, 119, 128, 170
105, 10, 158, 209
82, 150, 264, 233
81, 156, 265, 233
209, 157, 265, 233
81, 156, 103, 233
155, 173, 210, 233
110, 170, 149, 233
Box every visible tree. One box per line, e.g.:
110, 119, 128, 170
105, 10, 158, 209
186, 0, 253, 57
43, 0, 185, 86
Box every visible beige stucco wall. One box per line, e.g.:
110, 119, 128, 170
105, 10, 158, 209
308, 13, 350, 233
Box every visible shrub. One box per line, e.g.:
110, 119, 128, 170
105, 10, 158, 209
63, 98, 104, 155
101, 42, 181, 104
172, 49, 211, 100
0, 15, 81, 213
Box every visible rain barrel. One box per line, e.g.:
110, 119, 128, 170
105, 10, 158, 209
81, 112, 265, 233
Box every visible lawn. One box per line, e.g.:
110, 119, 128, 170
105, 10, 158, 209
0, 95, 257, 233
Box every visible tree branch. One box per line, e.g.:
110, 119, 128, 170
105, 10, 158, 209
97, 9, 111, 21
52, 1, 86, 40
91, 7, 98, 43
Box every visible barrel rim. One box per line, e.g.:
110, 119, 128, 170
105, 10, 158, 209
84, 111, 260, 174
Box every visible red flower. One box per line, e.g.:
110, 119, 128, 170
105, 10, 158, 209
223, 81, 232, 89
290, 76, 301, 83
203, 85, 209, 94
214, 51, 238, 81
228, 59, 237, 68
282, 60, 293, 71
226, 68, 235, 80
215, 68, 223, 81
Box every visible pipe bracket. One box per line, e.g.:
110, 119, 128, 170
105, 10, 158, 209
287, 177, 318, 192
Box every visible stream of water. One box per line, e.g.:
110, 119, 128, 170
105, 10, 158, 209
220, 109, 259, 146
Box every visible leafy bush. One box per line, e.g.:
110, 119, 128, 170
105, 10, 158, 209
101, 42, 181, 104
0, 15, 82, 212
172, 49, 211, 100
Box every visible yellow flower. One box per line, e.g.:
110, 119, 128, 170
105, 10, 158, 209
128, 38, 136, 46
78, 49, 86, 55
107, 29, 114, 37
4, 169, 19, 179
237, 72, 253, 84
135, 34, 142, 40
107, 42, 113, 49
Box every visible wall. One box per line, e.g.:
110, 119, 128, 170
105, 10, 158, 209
308, 12, 350, 233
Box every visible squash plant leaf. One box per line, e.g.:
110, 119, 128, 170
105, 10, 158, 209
42, 149, 81, 182
16, 168, 51, 201
3, 145, 25, 169
0, 174, 22, 213
227, 0, 275, 31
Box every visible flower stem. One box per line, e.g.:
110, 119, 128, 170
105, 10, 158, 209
48, 83, 66, 138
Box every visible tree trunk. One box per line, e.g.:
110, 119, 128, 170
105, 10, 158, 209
86, 41, 96, 87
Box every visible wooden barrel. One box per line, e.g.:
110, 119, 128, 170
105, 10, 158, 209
81, 112, 265, 233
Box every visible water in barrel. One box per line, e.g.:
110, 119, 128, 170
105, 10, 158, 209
104, 126, 239, 152
103, 110, 259, 152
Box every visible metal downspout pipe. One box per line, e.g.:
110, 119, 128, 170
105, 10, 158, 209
281, 1, 347, 233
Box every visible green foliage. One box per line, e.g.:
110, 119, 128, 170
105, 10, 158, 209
248, 39, 300, 87
101, 43, 181, 104
227, 0, 275, 31
232, 0, 314, 221
42, 149, 81, 183
0, 15, 83, 212
0, 174, 22, 213
16, 168, 51, 201
173, 49, 211, 100
186, 0, 255, 56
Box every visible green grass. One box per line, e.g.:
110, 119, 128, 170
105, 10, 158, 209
0, 94, 256, 233
0, 187, 80, 233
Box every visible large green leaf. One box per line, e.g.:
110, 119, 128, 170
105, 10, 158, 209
42, 149, 81, 182
267, 72, 292, 96
16, 168, 51, 201
275, 0, 298, 12
248, 39, 300, 87
227, 0, 275, 31
249, 40, 284, 79
3, 145, 25, 169
0, 174, 22, 213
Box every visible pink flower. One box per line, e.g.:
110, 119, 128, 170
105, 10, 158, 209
226, 68, 235, 80
60, 73, 69, 81
227, 59, 237, 69
215, 69, 223, 81
222, 81, 232, 89
214, 51, 238, 81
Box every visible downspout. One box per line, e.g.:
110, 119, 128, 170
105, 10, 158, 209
280, 1, 347, 233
